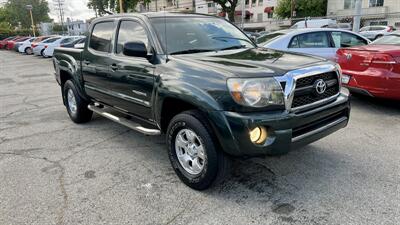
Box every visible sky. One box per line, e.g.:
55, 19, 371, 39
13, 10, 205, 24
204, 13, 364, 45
0, 0, 95, 22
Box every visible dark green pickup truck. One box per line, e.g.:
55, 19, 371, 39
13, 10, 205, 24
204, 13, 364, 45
53, 12, 350, 190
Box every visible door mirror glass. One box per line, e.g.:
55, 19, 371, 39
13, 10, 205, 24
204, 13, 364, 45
123, 41, 147, 58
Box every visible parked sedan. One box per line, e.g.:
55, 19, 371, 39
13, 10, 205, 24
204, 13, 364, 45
359, 25, 395, 40
0, 36, 18, 49
6, 37, 29, 50
14, 37, 35, 52
258, 28, 370, 61
42, 36, 83, 57
337, 32, 400, 100
33, 37, 61, 56
25, 36, 53, 54
61, 37, 86, 48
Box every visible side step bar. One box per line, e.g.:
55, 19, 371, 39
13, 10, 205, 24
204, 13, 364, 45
88, 104, 161, 136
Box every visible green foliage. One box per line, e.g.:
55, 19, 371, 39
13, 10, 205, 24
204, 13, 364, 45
0, 0, 51, 29
212, 0, 238, 22
87, 0, 148, 15
275, 0, 327, 19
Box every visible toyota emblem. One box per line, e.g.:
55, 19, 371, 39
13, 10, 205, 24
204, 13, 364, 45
314, 79, 327, 95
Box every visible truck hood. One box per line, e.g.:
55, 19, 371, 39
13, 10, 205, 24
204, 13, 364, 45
170, 47, 328, 78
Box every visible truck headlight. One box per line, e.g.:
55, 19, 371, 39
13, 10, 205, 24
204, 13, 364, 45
227, 78, 284, 107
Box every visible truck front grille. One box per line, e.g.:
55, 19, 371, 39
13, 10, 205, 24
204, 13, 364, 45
291, 72, 339, 109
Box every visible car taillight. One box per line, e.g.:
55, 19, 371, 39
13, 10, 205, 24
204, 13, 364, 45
31, 44, 36, 48
368, 53, 397, 70
44, 45, 48, 49
387, 26, 393, 32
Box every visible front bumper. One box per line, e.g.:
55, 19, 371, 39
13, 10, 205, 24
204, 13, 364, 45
209, 88, 350, 157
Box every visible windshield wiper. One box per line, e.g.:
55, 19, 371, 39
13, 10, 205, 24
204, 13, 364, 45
169, 49, 215, 55
218, 45, 247, 51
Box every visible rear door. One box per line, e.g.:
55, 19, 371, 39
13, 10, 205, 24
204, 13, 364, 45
287, 31, 335, 59
82, 20, 116, 104
330, 31, 369, 59
106, 19, 156, 119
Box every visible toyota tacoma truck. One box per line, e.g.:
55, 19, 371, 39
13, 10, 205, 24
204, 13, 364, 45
53, 12, 350, 190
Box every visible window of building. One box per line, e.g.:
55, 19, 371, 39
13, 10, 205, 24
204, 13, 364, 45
369, 0, 384, 7
252, 0, 256, 6
245, 0, 249, 6
344, 0, 356, 9
116, 20, 149, 55
89, 21, 114, 53
268, 12, 273, 18
258, 0, 263, 6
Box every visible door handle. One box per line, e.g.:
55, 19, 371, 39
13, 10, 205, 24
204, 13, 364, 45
83, 60, 90, 65
110, 64, 118, 71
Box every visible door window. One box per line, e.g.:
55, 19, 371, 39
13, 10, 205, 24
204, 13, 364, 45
116, 20, 149, 55
331, 32, 368, 47
89, 21, 114, 53
289, 32, 330, 48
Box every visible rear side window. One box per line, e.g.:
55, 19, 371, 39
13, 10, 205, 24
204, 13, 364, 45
61, 38, 75, 44
289, 32, 330, 48
331, 32, 368, 47
43, 37, 61, 43
89, 22, 114, 53
116, 20, 149, 54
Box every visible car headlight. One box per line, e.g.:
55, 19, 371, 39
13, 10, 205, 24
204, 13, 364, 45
227, 78, 284, 107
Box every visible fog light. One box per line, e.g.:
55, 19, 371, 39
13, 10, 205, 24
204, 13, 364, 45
249, 126, 268, 144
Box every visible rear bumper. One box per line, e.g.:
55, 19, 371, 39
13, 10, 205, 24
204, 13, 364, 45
342, 69, 400, 100
209, 88, 350, 157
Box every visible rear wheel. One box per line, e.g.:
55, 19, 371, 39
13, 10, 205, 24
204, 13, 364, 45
40, 49, 45, 57
63, 80, 92, 123
166, 110, 230, 190
25, 47, 32, 55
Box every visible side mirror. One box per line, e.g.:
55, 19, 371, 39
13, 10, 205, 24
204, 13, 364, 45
123, 41, 147, 58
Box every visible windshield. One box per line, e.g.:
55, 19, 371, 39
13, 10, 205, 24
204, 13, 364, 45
257, 32, 285, 46
150, 17, 255, 55
371, 34, 400, 45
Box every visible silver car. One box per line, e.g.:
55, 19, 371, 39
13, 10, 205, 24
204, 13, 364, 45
258, 28, 370, 61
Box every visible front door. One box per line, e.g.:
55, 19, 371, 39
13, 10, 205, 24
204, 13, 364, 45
106, 19, 156, 120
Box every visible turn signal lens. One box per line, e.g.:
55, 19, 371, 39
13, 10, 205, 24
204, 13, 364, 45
249, 126, 268, 144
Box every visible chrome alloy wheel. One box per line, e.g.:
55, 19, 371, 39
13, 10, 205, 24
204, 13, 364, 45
175, 129, 206, 175
67, 89, 77, 115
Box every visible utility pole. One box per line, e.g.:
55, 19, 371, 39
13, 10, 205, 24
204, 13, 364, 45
290, 0, 296, 18
353, 0, 362, 32
241, 0, 245, 29
26, 5, 36, 37
53, 0, 66, 35
119, 0, 124, 13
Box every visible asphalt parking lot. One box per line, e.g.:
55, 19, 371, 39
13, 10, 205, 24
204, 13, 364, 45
0, 50, 399, 225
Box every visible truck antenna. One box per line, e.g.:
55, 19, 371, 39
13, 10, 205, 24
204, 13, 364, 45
163, 7, 169, 62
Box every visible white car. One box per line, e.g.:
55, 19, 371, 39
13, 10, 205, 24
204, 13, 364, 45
17, 37, 36, 54
258, 28, 371, 61
42, 36, 83, 57
359, 25, 395, 40
33, 37, 61, 56
291, 19, 337, 29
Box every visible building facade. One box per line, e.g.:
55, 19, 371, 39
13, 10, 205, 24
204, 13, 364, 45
66, 18, 89, 36
327, 0, 400, 27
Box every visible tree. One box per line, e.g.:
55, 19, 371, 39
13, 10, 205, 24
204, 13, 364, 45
87, 0, 150, 16
0, 0, 51, 29
275, 0, 327, 19
212, 0, 238, 22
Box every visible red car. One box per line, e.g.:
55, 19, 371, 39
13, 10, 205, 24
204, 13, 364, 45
6, 36, 29, 50
337, 32, 400, 100
0, 36, 16, 49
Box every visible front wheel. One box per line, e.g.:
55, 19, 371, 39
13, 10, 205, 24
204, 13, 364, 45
25, 47, 32, 55
63, 80, 92, 123
166, 110, 230, 190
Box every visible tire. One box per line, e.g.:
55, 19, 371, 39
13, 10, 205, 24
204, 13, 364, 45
25, 47, 32, 55
166, 110, 230, 190
40, 49, 45, 57
62, 80, 92, 123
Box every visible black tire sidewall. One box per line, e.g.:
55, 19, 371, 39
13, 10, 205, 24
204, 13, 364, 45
63, 80, 92, 123
167, 112, 219, 190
